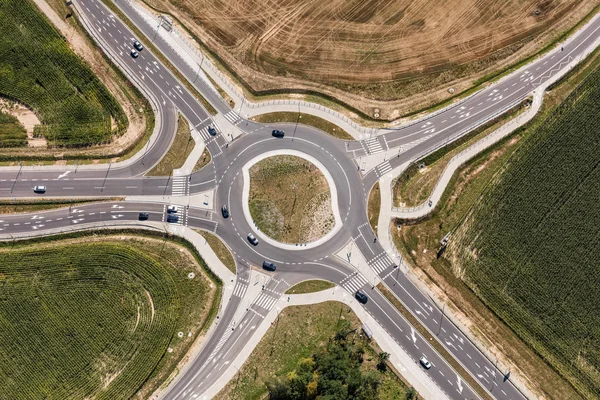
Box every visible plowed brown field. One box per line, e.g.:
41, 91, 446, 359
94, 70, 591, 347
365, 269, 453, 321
145, 0, 597, 117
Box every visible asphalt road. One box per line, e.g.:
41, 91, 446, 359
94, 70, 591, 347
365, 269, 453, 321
2, 0, 599, 398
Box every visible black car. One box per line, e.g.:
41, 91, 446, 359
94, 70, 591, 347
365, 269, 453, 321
221, 205, 229, 218
272, 129, 285, 138
133, 40, 143, 51
355, 290, 368, 304
166, 214, 179, 223
138, 212, 149, 220
262, 261, 276, 271
247, 233, 259, 246
208, 126, 217, 136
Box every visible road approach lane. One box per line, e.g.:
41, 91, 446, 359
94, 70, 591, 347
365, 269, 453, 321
3, 0, 598, 399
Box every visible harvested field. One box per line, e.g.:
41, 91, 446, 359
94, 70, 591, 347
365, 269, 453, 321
0, 234, 218, 400
249, 155, 333, 244
144, 0, 595, 117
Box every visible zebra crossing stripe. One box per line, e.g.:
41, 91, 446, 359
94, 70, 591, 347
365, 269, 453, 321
223, 111, 241, 124
377, 162, 392, 176
233, 283, 247, 298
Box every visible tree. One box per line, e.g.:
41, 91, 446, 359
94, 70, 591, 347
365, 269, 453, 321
377, 351, 390, 371
406, 386, 418, 400
266, 376, 291, 400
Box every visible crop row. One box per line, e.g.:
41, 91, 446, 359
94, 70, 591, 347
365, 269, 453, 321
0, 0, 127, 148
450, 64, 600, 398
0, 243, 181, 399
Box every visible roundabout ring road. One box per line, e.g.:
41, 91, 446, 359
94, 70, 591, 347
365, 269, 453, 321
2, 0, 599, 399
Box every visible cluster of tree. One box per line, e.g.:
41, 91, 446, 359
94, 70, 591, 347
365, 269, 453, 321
266, 323, 417, 400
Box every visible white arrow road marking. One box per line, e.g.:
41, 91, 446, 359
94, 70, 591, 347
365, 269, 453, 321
456, 376, 463, 393
57, 171, 71, 179
31, 215, 42, 220
410, 327, 416, 344
32, 225, 44, 230
111, 205, 124, 209
111, 214, 124, 219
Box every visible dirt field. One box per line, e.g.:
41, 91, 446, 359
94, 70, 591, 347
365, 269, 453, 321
144, 0, 596, 118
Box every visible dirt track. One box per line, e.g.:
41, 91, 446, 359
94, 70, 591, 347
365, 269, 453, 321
144, 0, 597, 118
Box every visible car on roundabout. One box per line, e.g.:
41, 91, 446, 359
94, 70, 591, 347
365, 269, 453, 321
221, 205, 229, 218
355, 289, 368, 304
208, 126, 217, 136
138, 212, 149, 220
167, 205, 178, 213
262, 261, 276, 271
247, 233, 258, 246
272, 129, 285, 138
33, 185, 46, 194
166, 214, 179, 223
131, 49, 139, 58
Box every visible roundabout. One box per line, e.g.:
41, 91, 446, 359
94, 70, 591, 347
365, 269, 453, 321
1, 0, 598, 399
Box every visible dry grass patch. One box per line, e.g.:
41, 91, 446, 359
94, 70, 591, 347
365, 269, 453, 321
249, 155, 333, 244
285, 280, 335, 295
197, 230, 236, 274
193, 147, 212, 172
252, 112, 353, 140
368, 182, 381, 234
147, 114, 194, 176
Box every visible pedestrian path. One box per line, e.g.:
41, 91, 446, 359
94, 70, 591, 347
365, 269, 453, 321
171, 176, 189, 196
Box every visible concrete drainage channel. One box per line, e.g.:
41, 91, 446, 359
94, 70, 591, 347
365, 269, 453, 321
241, 149, 342, 250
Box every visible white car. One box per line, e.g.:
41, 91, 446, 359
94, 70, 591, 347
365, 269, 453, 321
419, 356, 432, 369
33, 185, 46, 193
167, 205, 178, 213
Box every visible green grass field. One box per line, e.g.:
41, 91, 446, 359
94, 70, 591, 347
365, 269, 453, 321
449, 64, 600, 399
216, 301, 411, 400
0, 111, 27, 147
0, 0, 126, 147
0, 235, 217, 400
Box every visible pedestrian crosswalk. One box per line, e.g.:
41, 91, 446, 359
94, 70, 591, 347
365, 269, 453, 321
252, 292, 279, 311
171, 175, 189, 196
223, 110, 242, 125
232, 279, 248, 298
376, 161, 392, 177
364, 137, 384, 154
368, 251, 395, 274
340, 272, 368, 293
197, 126, 212, 141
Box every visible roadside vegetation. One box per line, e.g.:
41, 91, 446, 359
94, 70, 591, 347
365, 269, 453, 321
285, 280, 335, 294
0, 111, 27, 147
197, 230, 236, 274
0, 198, 121, 214
251, 112, 353, 140
448, 62, 600, 399
392, 48, 600, 400
0, 0, 126, 147
368, 182, 381, 234
216, 301, 413, 399
193, 148, 212, 172
0, 233, 219, 400
147, 114, 194, 176
249, 155, 333, 244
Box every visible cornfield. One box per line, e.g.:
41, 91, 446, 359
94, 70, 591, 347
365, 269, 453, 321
0, 240, 207, 399
0, 0, 127, 147
449, 64, 600, 399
